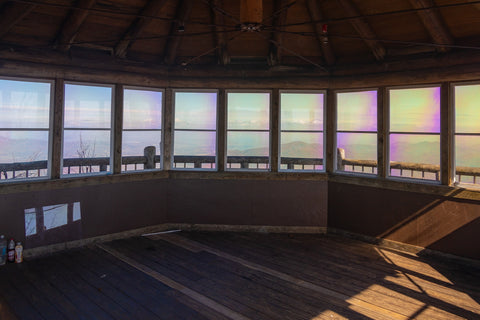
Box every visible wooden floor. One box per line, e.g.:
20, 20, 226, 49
0, 232, 479, 320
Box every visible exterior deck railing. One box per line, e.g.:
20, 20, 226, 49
1, 148, 479, 184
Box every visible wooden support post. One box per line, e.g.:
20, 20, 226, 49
163, 89, 173, 169
440, 82, 453, 185
144, 146, 156, 169
113, 84, 123, 174
377, 87, 387, 178
325, 89, 335, 173
337, 148, 345, 171
51, 78, 64, 179
270, 89, 279, 172
217, 89, 226, 171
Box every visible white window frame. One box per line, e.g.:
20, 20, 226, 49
334, 88, 378, 176
171, 89, 218, 170
451, 81, 480, 187
122, 85, 164, 172
386, 84, 442, 184
0, 76, 54, 182
61, 81, 115, 178
278, 89, 326, 172
225, 89, 272, 171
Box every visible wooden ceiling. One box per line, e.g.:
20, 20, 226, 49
1, 0, 480, 77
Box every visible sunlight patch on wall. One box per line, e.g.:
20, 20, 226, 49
24, 202, 82, 237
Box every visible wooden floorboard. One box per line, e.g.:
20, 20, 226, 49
178, 232, 480, 319
0, 232, 479, 320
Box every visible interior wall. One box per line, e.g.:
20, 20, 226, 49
0, 178, 328, 249
0, 179, 169, 248
167, 179, 328, 227
328, 181, 480, 260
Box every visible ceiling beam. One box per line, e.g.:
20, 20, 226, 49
54, 0, 96, 52
0, 2, 36, 39
163, 0, 193, 65
209, 0, 229, 65
114, 0, 169, 58
408, 0, 454, 52
268, 0, 290, 66
306, 0, 335, 66
337, 0, 386, 61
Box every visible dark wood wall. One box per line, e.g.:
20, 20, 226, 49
328, 182, 480, 260
0, 178, 328, 249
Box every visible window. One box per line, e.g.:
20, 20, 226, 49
122, 88, 163, 172
454, 84, 480, 185
336, 90, 377, 174
173, 91, 217, 169
63, 83, 113, 176
226, 92, 270, 170
388, 86, 440, 181
0, 78, 52, 181
280, 91, 325, 171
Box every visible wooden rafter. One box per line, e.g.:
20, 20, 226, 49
54, 0, 96, 52
209, 0, 229, 65
305, 0, 335, 66
267, 0, 290, 66
163, 0, 193, 65
0, 2, 36, 39
337, 0, 386, 61
408, 0, 454, 52
114, 0, 169, 58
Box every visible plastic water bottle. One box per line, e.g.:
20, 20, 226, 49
0, 235, 6, 266
7, 239, 15, 263
15, 242, 23, 263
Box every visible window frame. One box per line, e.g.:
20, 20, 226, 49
225, 89, 272, 171
171, 89, 218, 171
122, 85, 165, 172
278, 89, 326, 172
61, 81, 115, 178
386, 84, 442, 184
451, 80, 480, 187
0, 76, 55, 182
334, 88, 378, 176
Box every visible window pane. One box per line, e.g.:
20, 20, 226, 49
390, 134, 439, 180
175, 92, 217, 130
281, 132, 323, 158
390, 87, 440, 133
123, 89, 162, 130
63, 130, 110, 175
455, 135, 480, 185
64, 84, 112, 128
455, 136, 480, 167
337, 91, 377, 131
227, 93, 269, 130
455, 85, 480, 134
0, 131, 49, 162
337, 133, 377, 174
280, 93, 323, 131
0, 79, 51, 128
337, 133, 377, 161
0, 131, 49, 180
174, 131, 216, 156
227, 131, 269, 156
122, 131, 161, 156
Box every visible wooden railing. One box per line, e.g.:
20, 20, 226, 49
1, 147, 480, 184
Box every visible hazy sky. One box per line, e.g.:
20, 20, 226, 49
64, 84, 112, 129
124, 88, 162, 130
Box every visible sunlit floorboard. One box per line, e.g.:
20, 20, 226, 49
1, 232, 479, 320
